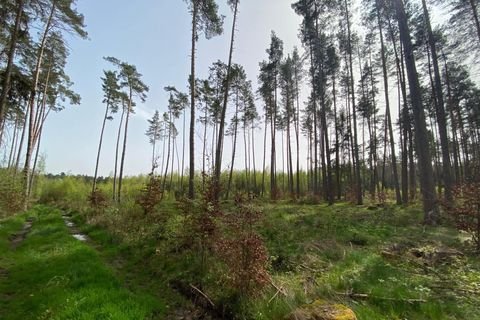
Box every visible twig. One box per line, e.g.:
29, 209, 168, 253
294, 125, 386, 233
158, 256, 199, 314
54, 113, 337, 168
189, 284, 215, 307
336, 292, 426, 303
268, 278, 287, 297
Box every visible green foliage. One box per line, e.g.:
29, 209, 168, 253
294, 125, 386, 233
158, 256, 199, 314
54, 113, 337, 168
0, 206, 164, 319
0, 169, 23, 217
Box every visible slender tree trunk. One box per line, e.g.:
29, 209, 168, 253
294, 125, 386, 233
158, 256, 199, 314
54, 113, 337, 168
394, 0, 438, 223
181, 108, 186, 190
251, 122, 257, 192
0, 0, 24, 140
214, 0, 238, 197
345, 0, 362, 205
376, 2, 401, 204
8, 116, 19, 168
188, 4, 198, 199
333, 75, 341, 200
113, 102, 125, 201
294, 66, 301, 198
261, 114, 267, 196
14, 101, 28, 173
117, 92, 132, 203
93, 103, 110, 193
161, 113, 172, 201
23, 2, 55, 209
226, 102, 239, 200
202, 104, 207, 189
421, 0, 453, 203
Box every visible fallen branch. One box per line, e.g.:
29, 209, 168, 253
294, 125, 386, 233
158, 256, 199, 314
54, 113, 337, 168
189, 284, 215, 308
268, 278, 287, 297
336, 292, 426, 303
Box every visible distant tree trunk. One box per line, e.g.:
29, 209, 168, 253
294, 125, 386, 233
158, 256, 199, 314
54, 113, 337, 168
333, 74, 341, 200
181, 108, 186, 190
376, 1, 401, 204
202, 103, 207, 189
251, 122, 257, 192
394, 0, 438, 223
0, 0, 24, 140
214, 0, 238, 198
8, 115, 19, 168
113, 103, 125, 201
161, 113, 172, 201
244, 123, 250, 191
117, 92, 132, 203
443, 55, 461, 183
93, 102, 110, 193
170, 135, 176, 191
270, 94, 277, 200
188, 3, 198, 199
226, 96, 239, 200
344, 0, 362, 205
261, 114, 267, 196
421, 0, 453, 203
287, 113, 294, 198
294, 66, 301, 198
14, 101, 28, 173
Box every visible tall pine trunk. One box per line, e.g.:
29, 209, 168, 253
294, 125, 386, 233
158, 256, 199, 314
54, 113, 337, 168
117, 91, 132, 203
23, 2, 55, 209
93, 102, 110, 193
188, 4, 197, 199
394, 0, 438, 224
113, 102, 125, 201
344, 0, 362, 205
214, 0, 238, 197
421, 0, 453, 203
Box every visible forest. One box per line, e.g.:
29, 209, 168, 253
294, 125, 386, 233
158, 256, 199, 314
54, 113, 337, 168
0, 0, 480, 319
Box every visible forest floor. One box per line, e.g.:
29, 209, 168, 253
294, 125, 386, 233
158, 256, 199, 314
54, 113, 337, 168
1, 203, 480, 319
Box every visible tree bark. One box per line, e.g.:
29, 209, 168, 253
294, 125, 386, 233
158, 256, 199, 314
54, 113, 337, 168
93, 102, 110, 193
394, 0, 438, 224
117, 90, 132, 203
188, 3, 198, 199
23, 2, 55, 209
113, 101, 125, 201
344, 0, 362, 205
421, 0, 453, 203
214, 0, 238, 198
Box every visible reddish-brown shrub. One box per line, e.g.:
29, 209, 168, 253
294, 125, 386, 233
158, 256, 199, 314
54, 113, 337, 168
136, 175, 163, 215
216, 193, 269, 296
449, 183, 480, 252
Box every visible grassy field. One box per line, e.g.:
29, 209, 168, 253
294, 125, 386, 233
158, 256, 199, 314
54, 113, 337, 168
68, 199, 480, 319
1, 189, 480, 319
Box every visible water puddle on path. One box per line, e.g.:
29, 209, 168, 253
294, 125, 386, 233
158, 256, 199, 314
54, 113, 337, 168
62, 214, 88, 242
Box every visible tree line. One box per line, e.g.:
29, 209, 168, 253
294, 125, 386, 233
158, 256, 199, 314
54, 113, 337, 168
1, 0, 480, 224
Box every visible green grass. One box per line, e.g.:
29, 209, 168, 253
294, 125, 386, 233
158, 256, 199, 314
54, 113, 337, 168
0, 206, 165, 320
253, 202, 480, 319
4, 194, 480, 319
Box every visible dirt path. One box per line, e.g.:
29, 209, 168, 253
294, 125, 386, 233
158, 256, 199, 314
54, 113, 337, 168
61, 213, 88, 242
9, 217, 34, 249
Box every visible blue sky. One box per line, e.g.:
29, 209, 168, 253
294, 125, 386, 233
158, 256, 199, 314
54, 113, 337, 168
39, 0, 304, 176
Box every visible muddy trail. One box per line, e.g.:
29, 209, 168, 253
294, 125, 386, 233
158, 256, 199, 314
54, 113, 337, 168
9, 217, 34, 249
